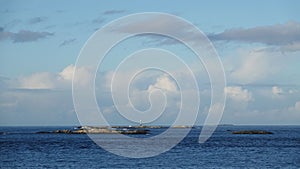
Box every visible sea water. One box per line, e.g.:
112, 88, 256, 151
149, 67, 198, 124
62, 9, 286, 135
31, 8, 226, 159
1, 126, 299, 168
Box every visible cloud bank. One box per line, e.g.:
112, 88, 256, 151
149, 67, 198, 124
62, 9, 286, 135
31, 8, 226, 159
209, 21, 300, 45
1, 64, 300, 125
0, 28, 53, 43
112, 16, 300, 51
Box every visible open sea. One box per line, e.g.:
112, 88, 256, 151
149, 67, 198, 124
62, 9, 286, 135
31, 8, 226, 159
1, 125, 299, 168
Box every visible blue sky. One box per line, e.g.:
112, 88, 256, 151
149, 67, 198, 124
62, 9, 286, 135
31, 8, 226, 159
1, 0, 300, 125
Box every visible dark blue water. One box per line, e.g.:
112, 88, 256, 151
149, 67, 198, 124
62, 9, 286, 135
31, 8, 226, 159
1, 126, 299, 168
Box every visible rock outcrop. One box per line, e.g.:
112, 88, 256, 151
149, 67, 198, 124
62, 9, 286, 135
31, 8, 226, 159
36, 126, 149, 134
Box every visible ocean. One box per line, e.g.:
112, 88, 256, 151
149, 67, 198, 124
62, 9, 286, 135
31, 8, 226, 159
1, 125, 299, 168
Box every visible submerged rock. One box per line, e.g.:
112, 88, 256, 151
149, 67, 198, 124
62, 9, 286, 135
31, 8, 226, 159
232, 130, 273, 134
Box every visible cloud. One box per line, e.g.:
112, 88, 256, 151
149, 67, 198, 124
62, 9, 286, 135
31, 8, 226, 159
112, 14, 204, 46
103, 10, 126, 15
0, 65, 92, 125
113, 16, 300, 52
59, 64, 75, 81
272, 86, 283, 95
18, 64, 92, 90
0, 27, 12, 40
0, 28, 53, 43
2, 64, 300, 125
59, 38, 76, 47
19, 72, 57, 89
222, 85, 300, 124
226, 45, 300, 85
100, 73, 181, 123
280, 42, 300, 52
28, 17, 47, 24
0, 87, 78, 126
147, 74, 178, 93
295, 101, 300, 112
224, 86, 253, 102
229, 49, 283, 84
209, 21, 300, 46
12, 30, 53, 42
92, 17, 105, 24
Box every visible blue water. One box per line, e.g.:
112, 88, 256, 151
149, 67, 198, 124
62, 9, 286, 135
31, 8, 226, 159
1, 126, 299, 168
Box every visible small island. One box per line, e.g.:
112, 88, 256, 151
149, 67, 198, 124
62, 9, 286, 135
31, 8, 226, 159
36, 126, 149, 134
36, 125, 195, 135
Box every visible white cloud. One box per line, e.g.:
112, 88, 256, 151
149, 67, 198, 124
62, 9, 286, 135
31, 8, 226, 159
230, 50, 280, 84
69, 65, 94, 87
19, 65, 75, 89
59, 64, 75, 81
294, 101, 300, 112
2, 64, 300, 125
223, 45, 300, 85
19, 72, 57, 89
147, 74, 178, 93
18, 64, 94, 90
124, 74, 180, 112
288, 89, 297, 94
272, 86, 283, 95
224, 86, 252, 102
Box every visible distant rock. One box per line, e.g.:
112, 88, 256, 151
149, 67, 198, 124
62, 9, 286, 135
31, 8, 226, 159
72, 128, 119, 134
53, 129, 73, 134
36, 126, 149, 134
119, 129, 149, 134
72, 128, 149, 134
36, 130, 72, 134
232, 130, 273, 134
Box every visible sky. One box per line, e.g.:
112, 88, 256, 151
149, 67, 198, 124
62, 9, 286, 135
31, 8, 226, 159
0, 0, 300, 126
